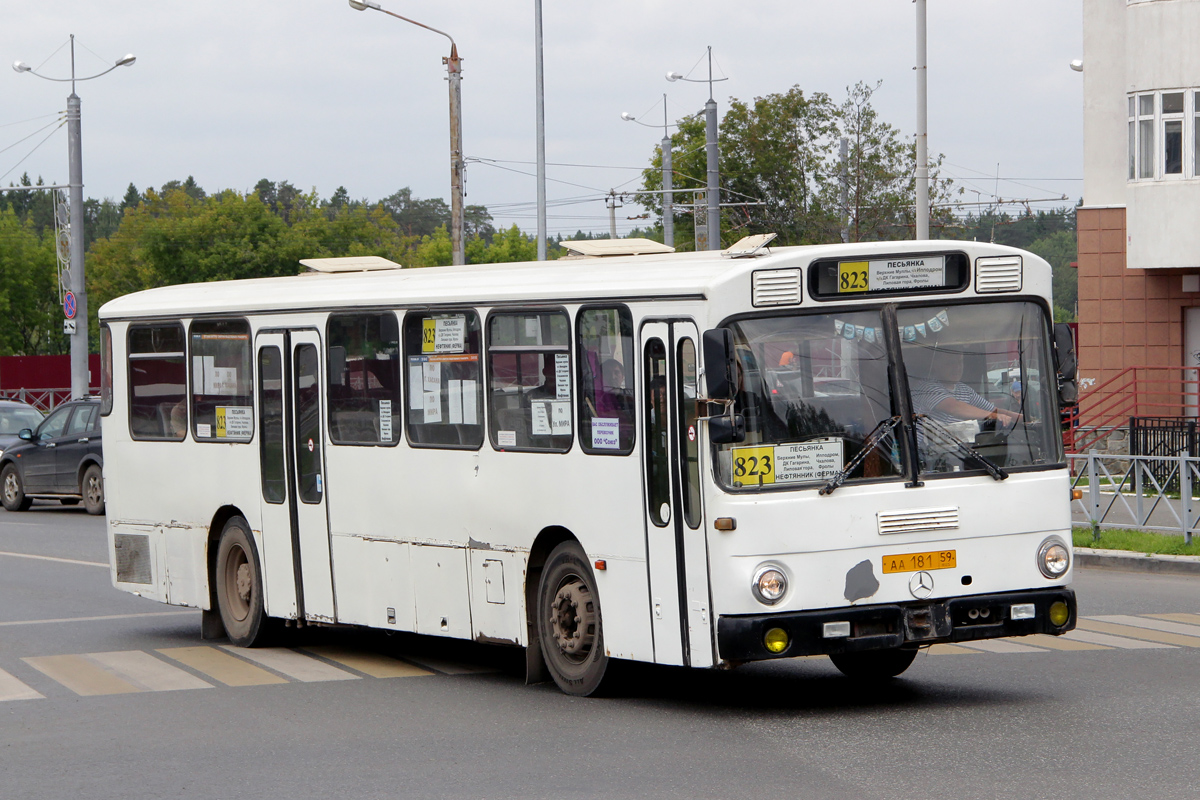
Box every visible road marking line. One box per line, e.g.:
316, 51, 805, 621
0, 550, 107, 568
86, 651, 212, 692
1077, 619, 1200, 647
0, 610, 197, 628
300, 646, 434, 679
925, 643, 981, 655
954, 639, 1048, 654
158, 646, 288, 686
1148, 613, 1200, 626
220, 647, 360, 682
1091, 615, 1200, 639
400, 655, 498, 675
0, 668, 43, 701
1062, 629, 1175, 649
1024, 634, 1110, 651
23, 654, 142, 696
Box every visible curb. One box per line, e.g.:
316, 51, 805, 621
1075, 547, 1200, 576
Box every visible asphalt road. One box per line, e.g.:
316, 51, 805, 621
2, 502, 1199, 800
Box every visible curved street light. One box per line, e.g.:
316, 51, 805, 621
665, 47, 727, 251
348, 0, 465, 266
13, 35, 135, 399
620, 96, 698, 248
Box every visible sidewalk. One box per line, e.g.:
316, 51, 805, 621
1076, 546, 1200, 576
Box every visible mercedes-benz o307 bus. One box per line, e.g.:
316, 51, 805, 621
99, 238, 1077, 696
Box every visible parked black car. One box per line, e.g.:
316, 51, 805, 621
0, 397, 104, 514
0, 399, 45, 454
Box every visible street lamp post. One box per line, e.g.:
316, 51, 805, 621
621, 95, 679, 247
13, 35, 135, 399
667, 46, 727, 251
348, 0, 465, 266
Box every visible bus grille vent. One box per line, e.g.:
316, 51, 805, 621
752, 269, 802, 307
975, 256, 1022, 293
877, 507, 959, 535
114, 533, 152, 584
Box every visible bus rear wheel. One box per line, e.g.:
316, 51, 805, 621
215, 516, 267, 647
829, 647, 918, 680
537, 541, 608, 696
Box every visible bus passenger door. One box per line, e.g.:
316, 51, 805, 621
254, 330, 336, 624
641, 321, 714, 668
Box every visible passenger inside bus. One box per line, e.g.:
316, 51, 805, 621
906, 345, 1022, 427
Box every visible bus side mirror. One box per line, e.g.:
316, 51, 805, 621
702, 328, 736, 400
1053, 323, 1076, 381
709, 414, 746, 444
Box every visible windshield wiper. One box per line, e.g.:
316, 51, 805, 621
820, 417, 903, 496
914, 415, 1009, 481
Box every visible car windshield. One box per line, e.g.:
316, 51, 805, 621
715, 300, 1062, 491
0, 406, 45, 434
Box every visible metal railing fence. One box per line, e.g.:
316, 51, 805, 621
1069, 452, 1198, 545
0, 388, 72, 413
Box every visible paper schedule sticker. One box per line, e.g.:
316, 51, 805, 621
591, 417, 620, 449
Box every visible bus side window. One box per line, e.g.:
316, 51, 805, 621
190, 319, 254, 442
487, 310, 572, 452
403, 310, 484, 449
128, 323, 187, 441
327, 312, 401, 445
576, 306, 634, 455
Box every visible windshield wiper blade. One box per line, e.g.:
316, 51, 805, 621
820, 416, 902, 496
915, 415, 1009, 481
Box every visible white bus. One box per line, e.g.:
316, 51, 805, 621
99, 238, 1077, 695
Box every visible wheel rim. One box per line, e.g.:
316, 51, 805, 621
548, 576, 596, 663
3, 473, 16, 503
223, 544, 251, 622
85, 474, 102, 506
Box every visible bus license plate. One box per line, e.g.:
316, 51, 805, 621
882, 550, 956, 574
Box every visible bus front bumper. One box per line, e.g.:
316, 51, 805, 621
716, 587, 1076, 663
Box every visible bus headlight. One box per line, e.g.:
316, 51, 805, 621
1037, 537, 1070, 579
752, 565, 788, 605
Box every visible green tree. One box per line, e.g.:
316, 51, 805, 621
1026, 229, 1078, 321
0, 207, 61, 355
465, 224, 539, 264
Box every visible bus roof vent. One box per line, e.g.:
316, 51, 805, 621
752, 268, 802, 307
560, 238, 675, 258
725, 232, 777, 258
975, 255, 1022, 293
299, 256, 403, 273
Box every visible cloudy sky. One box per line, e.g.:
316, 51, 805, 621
1, 1, 1082, 238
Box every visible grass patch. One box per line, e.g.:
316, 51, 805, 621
1073, 526, 1200, 556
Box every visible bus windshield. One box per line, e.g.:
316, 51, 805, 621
717, 300, 1061, 490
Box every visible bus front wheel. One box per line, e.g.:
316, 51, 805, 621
536, 541, 608, 696
215, 516, 267, 647
829, 647, 918, 680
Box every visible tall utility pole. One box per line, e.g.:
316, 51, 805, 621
620, 94, 676, 246
534, 0, 547, 260
13, 36, 135, 398
668, 46, 727, 251
915, 0, 930, 240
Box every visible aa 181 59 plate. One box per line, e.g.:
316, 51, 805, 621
882, 549, 956, 574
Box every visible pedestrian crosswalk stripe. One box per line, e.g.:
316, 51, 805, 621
86, 651, 213, 692
0, 667, 43, 701
1077, 618, 1200, 648
219, 646, 360, 682
1147, 612, 1200, 627
1023, 634, 1110, 651
24, 654, 143, 696
158, 647, 288, 686
1063, 629, 1175, 649
300, 646, 433, 679
955, 639, 1048, 654
1090, 615, 1200, 640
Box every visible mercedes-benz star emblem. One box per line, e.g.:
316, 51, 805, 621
908, 571, 935, 599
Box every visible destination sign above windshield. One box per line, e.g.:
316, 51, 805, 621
809, 251, 969, 300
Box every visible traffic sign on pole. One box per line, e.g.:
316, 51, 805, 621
63, 291, 77, 320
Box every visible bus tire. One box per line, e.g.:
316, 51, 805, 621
215, 516, 267, 647
1, 464, 32, 512
82, 465, 105, 515
829, 647, 918, 680
536, 541, 608, 696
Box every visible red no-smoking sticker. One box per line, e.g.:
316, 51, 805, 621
687, 425, 696, 442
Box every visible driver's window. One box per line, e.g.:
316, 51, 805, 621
37, 406, 72, 440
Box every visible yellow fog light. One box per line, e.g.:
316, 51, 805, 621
764, 627, 790, 654
1048, 601, 1070, 627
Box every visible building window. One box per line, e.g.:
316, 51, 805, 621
1129, 89, 1200, 182
1138, 93, 1155, 179
1163, 92, 1184, 175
